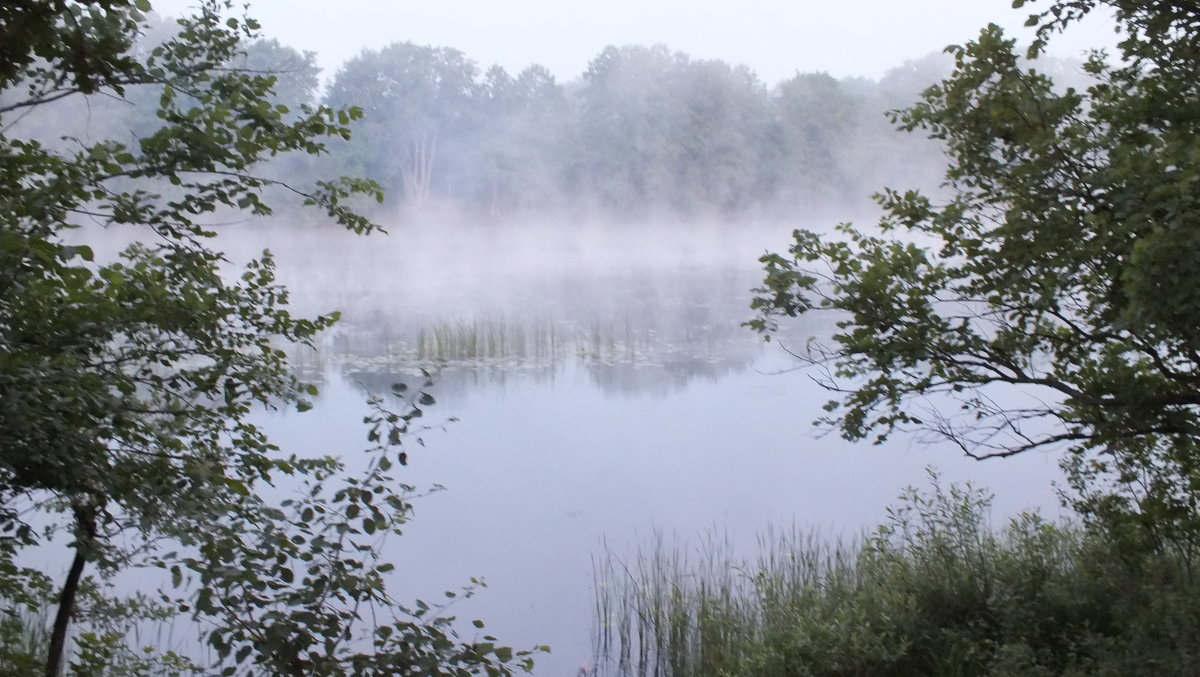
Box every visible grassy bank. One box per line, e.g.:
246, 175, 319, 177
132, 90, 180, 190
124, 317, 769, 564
590, 475, 1200, 676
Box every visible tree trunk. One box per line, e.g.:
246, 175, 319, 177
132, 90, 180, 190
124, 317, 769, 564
45, 503, 96, 677
400, 129, 438, 207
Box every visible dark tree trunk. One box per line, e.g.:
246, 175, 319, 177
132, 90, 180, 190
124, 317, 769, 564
45, 503, 96, 677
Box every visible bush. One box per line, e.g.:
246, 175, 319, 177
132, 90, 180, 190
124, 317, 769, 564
591, 473, 1200, 676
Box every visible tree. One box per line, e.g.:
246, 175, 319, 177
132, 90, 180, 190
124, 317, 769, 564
324, 42, 482, 207
0, 1, 533, 674
473, 64, 573, 216
766, 72, 863, 208
576, 45, 687, 212
575, 46, 775, 216
235, 37, 321, 109
669, 59, 770, 215
749, 1, 1200, 542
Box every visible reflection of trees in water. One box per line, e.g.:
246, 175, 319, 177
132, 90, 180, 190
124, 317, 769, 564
584, 352, 755, 398
289, 289, 834, 399
273, 228, 836, 398
303, 312, 765, 399
288, 268, 838, 398
337, 354, 758, 402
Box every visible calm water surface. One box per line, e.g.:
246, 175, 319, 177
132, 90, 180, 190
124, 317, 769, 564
249, 220, 1064, 676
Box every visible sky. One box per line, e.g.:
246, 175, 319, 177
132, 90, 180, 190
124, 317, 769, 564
151, 0, 1117, 86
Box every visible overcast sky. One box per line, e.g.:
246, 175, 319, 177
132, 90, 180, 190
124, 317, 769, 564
152, 0, 1117, 85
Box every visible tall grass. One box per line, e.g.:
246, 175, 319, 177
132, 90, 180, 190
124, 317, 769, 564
0, 598, 50, 675
414, 317, 655, 365
591, 475, 1200, 676
592, 531, 759, 677
0, 591, 203, 676
417, 317, 558, 362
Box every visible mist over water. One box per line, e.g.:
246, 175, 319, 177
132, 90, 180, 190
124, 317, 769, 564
230, 215, 1065, 676
260, 217, 818, 377
60, 196, 1069, 675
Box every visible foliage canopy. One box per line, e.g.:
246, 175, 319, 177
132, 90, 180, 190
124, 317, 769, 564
0, 1, 534, 674
750, 1, 1200, 537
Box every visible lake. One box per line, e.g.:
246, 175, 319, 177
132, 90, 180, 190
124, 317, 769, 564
244, 217, 1065, 676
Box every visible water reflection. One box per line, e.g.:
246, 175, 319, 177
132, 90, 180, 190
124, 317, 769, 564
274, 221, 810, 399
239, 221, 1062, 676
299, 309, 769, 400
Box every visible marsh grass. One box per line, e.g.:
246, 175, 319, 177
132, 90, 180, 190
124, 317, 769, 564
293, 312, 763, 390
413, 317, 657, 365
1, 589, 204, 676
0, 598, 50, 674
592, 531, 760, 677
415, 317, 567, 363
591, 476, 1200, 676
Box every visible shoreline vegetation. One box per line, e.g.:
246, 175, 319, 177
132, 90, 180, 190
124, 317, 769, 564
589, 477, 1200, 677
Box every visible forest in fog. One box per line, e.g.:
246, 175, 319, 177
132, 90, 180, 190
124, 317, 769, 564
7, 11, 1090, 221
319, 42, 952, 217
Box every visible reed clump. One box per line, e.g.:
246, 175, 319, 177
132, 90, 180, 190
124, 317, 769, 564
590, 475, 1200, 676
416, 318, 555, 362
413, 317, 657, 365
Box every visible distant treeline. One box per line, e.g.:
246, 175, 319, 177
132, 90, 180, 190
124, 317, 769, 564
4, 15, 1085, 220
321, 43, 956, 218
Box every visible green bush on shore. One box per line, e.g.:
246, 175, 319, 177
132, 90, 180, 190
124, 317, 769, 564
591, 474, 1200, 677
